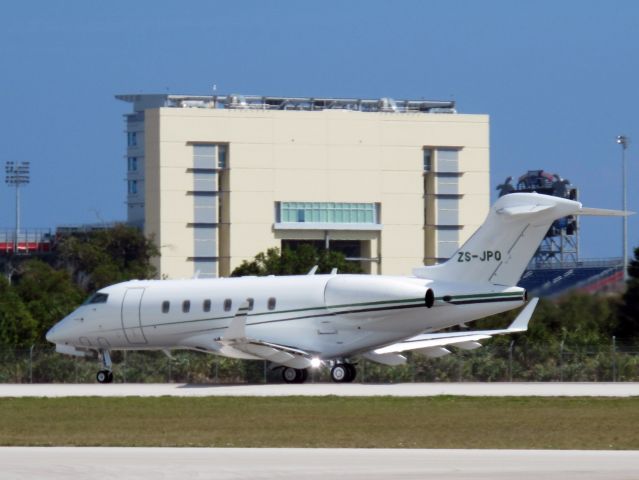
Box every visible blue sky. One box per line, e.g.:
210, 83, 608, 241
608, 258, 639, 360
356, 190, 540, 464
0, 0, 637, 259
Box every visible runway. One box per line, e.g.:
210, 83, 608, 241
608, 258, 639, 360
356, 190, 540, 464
1, 382, 638, 397
2, 447, 639, 479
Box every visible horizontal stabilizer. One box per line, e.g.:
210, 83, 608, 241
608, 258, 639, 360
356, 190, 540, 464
497, 204, 553, 216
578, 207, 633, 217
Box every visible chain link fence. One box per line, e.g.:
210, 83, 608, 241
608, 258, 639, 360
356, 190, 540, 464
2, 340, 639, 384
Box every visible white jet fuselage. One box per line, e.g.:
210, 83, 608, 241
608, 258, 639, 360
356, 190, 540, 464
48, 274, 525, 360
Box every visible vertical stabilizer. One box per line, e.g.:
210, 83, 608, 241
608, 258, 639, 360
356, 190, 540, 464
414, 193, 585, 286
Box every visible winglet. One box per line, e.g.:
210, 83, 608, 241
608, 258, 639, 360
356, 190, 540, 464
221, 299, 250, 341
507, 297, 539, 332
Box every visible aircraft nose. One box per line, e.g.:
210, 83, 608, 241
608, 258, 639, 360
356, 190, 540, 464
46, 324, 61, 344
46, 317, 72, 344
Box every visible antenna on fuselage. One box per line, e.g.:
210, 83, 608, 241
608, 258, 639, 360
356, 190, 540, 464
330, 268, 338, 275
307, 265, 318, 275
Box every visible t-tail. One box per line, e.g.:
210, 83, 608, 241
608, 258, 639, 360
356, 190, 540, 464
413, 192, 630, 286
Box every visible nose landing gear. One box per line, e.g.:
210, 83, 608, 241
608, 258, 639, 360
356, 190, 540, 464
96, 350, 113, 384
96, 369, 114, 384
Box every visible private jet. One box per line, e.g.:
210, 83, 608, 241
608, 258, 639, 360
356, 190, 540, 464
46, 193, 627, 383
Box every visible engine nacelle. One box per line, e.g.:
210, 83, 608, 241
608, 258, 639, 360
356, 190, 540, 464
324, 275, 431, 318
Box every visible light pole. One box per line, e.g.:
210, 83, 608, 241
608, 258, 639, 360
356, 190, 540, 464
616, 136, 629, 282
4, 161, 30, 254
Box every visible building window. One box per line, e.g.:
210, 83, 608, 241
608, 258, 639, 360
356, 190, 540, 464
128, 157, 138, 171
279, 202, 378, 224
436, 148, 459, 173
182, 300, 191, 313
127, 180, 138, 195
218, 145, 228, 169
162, 301, 170, 313
193, 144, 228, 169
127, 131, 137, 147
423, 147, 461, 173
203, 299, 211, 312
437, 196, 460, 226
192, 257, 217, 278
268, 297, 276, 310
423, 148, 433, 172
224, 298, 232, 312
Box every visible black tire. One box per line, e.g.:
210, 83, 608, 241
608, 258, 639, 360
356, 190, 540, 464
282, 367, 298, 383
96, 370, 109, 384
300, 369, 309, 383
345, 363, 357, 382
331, 364, 349, 383
106, 371, 114, 383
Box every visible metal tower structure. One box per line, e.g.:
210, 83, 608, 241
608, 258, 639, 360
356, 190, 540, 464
497, 170, 578, 267
4, 161, 30, 254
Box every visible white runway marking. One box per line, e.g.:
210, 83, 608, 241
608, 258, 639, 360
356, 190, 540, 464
1, 382, 639, 397
2, 447, 639, 480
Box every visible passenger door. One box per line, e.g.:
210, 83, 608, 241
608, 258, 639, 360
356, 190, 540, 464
121, 288, 148, 344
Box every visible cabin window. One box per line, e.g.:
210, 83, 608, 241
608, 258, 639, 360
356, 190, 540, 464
247, 298, 254, 311
182, 300, 191, 313
268, 297, 276, 310
224, 298, 232, 312
162, 301, 170, 313
203, 299, 211, 312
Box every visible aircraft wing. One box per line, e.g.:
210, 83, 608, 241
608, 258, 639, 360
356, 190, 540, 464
216, 299, 314, 369
373, 298, 539, 357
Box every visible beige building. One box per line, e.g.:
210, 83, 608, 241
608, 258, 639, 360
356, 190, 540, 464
116, 94, 490, 279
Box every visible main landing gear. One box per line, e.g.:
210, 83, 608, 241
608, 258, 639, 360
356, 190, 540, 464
282, 367, 308, 384
96, 349, 114, 384
330, 363, 356, 383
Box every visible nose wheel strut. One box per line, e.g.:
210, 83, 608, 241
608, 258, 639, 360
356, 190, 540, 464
97, 350, 114, 384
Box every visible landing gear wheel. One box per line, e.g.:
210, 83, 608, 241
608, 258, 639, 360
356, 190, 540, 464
331, 364, 348, 383
96, 370, 113, 384
282, 367, 308, 384
346, 363, 357, 382
331, 363, 356, 383
282, 367, 297, 383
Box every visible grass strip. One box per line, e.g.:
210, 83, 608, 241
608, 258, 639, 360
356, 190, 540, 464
1, 396, 638, 449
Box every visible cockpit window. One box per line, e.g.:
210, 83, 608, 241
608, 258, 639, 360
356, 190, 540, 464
83, 292, 109, 305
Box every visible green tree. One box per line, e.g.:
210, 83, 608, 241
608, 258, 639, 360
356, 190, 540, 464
231, 245, 363, 276
13, 259, 84, 342
0, 277, 38, 348
617, 246, 639, 340
57, 224, 159, 291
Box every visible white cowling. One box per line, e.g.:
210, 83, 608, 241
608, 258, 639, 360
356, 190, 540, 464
324, 275, 428, 318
